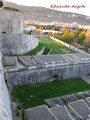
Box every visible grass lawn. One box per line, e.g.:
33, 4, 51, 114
25, 38, 73, 55
12, 78, 90, 109
25, 43, 43, 55
39, 38, 67, 54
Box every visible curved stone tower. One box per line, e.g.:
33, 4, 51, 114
0, 5, 38, 55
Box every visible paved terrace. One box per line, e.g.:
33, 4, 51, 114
2, 53, 90, 68
25, 105, 57, 120
45, 97, 63, 107
25, 98, 90, 120
50, 105, 72, 120
68, 99, 90, 119
2, 56, 17, 67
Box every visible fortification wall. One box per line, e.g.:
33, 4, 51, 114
0, 9, 24, 34
4, 62, 90, 85
0, 52, 12, 120
0, 9, 39, 55
0, 34, 39, 55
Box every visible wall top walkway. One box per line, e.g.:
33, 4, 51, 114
50, 36, 87, 54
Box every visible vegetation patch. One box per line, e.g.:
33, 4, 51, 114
11, 78, 90, 109
24, 43, 43, 55
43, 48, 51, 55
24, 30, 32, 35
25, 38, 73, 55
4, 7, 20, 12
3, 64, 16, 67
0, 1, 3, 7
39, 38, 73, 54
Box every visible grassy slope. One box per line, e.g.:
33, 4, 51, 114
25, 38, 69, 55
12, 78, 90, 109
39, 38, 66, 54
25, 43, 43, 55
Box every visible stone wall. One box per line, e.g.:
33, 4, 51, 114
4, 62, 90, 86
0, 9, 24, 34
0, 9, 39, 55
0, 52, 12, 120
0, 34, 39, 55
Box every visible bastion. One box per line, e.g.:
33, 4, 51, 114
0, 7, 38, 55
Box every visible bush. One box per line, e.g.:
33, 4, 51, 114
17, 105, 22, 110
4, 7, 20, 12
24, 30, 32, 35
0, 1, 3, 7
16, 111, 20, 116
78, 33, 86, 44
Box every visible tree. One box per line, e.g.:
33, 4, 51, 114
78, 32, 86, 44
69, 31, 75, 39
24, 30, 32, 35
53, 33, 59, 39
86, 30, 90, 37
0, 0, 3, 7
53, 25, 59, 31
61, 26, 68, 33
60, 30, 74, 43
47, 32, 53, 36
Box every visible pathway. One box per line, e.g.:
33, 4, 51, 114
50, 36, 87, 54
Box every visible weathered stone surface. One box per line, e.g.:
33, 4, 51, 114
0, 9, 39, 55
0, 52, 12, 120
4, 62, 90, 85
0, 9, 24, 34
25, 105, 57, 120
0, 33, 38, 55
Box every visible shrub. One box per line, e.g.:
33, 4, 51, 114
4, 7, 20, 12
0, 1, 3, 7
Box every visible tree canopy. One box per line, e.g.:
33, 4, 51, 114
0, 0, 3, 8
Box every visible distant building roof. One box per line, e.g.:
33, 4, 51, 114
24, 26, 36, 31
42, 30, 62, 34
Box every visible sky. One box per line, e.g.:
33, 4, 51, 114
4, 0, 90, 16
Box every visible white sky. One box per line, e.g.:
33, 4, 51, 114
4, 0, 90, 16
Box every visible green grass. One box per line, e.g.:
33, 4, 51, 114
12, 78, 90, 109
25, 38, 73, 55
3, 64, 16, 67
39, 38, 67, 54
43, 48, 51, 55
25, 43, 43, 55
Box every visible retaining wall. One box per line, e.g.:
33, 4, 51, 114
4, 62, 90, 85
